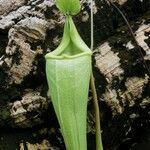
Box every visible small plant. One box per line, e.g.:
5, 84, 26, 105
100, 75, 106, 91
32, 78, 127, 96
45, 0, 103, 149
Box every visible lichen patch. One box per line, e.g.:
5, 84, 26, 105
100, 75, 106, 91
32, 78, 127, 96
10, 89, 48, 128
135, 23, 150, 57
4, 17, 48, 84
95, 42, 124, 83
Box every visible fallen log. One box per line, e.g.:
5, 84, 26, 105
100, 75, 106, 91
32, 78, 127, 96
0, 0, 149, 149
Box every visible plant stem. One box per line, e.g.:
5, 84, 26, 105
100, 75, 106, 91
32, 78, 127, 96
90, 0, 103, 150
91, 74, 103, 150
90, 0, 94, 51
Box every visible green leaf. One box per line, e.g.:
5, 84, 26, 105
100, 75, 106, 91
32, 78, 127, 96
45, 16, 92, 150
55, 0, 81, 15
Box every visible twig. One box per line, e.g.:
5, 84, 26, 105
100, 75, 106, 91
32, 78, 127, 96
90, 0, 103, 150
105, 0, 150, 75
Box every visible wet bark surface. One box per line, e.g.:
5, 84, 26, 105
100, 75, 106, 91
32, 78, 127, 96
0, 0, 150, 149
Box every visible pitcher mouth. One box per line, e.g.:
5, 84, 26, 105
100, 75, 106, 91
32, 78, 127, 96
45, 16, 92, 60
45, 51, 92, 60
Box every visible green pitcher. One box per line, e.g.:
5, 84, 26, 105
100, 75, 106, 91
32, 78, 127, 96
45, 1, 92, 149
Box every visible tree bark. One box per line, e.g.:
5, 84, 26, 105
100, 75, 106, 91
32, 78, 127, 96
0, 0, 150, 149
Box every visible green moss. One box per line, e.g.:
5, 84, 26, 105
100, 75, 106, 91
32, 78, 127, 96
0, 107, 10, 120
